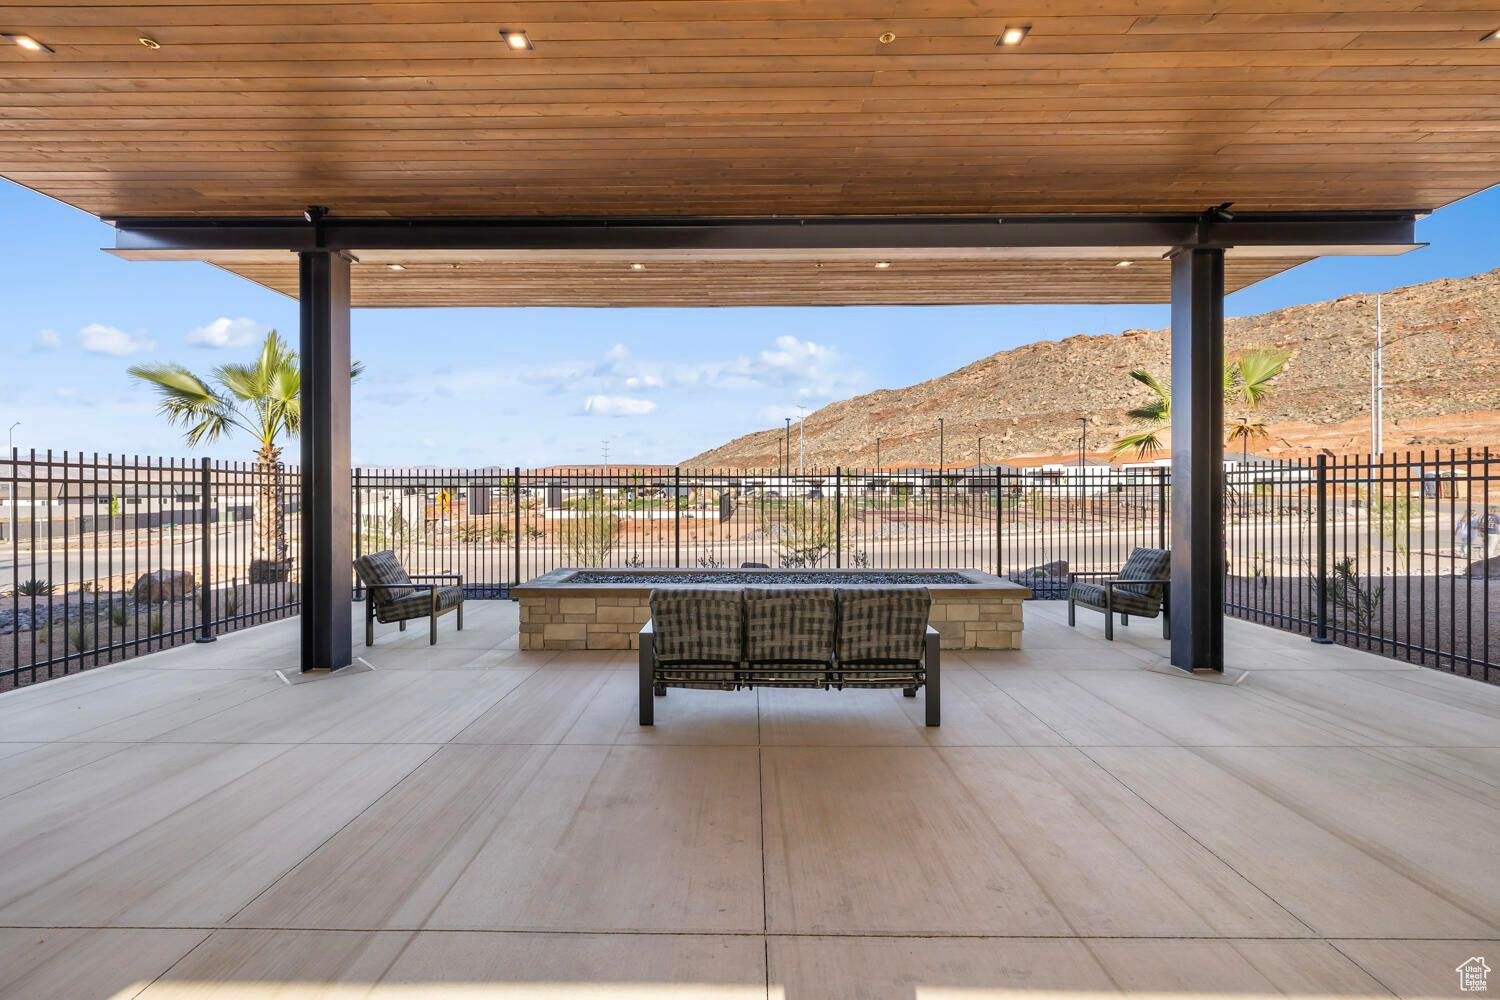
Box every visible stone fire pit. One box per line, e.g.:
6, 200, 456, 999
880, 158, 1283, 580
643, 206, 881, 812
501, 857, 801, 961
513, 567, 1029, 652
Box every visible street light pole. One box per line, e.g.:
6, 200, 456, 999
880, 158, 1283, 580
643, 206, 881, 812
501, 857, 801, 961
875, 437, 881, 472
978, 435, 984, 468
938, 417, 945, 475
796, 405, 807, 475
784, 417, 791, 475
6, 421, 17, 452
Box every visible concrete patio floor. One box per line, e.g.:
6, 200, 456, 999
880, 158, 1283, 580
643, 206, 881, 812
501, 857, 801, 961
0, 599, 1496, 999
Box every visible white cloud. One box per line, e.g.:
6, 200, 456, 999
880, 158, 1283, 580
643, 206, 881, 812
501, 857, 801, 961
582, 395, 657, 417
79, 323, 154, 357
36, 329, 62, 350
187, 316, 268, 349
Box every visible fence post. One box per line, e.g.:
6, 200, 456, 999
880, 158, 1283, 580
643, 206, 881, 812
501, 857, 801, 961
195, 455, 216, 643
1313, 453, 1333, 644
674, 467, 682, 568
995, 472, 1004, 577
512, 467, 522, 592
834, 467, 843, 568
352, 467, 363, 599
1156, 466, 1168, 550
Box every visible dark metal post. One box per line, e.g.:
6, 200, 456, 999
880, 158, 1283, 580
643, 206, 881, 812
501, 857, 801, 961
1168, 247, 1226, 672
513, 467, 522, 590
673, 466, 682, 567
1156, 466, 1168, 550
298, 248, 353, 672
834, 466, 843, 568
1313, 453, 1333, 643
196, 455, 215, 643
352, 466, 362, 599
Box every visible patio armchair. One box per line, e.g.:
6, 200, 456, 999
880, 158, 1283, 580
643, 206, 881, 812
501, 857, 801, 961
835, 587, 940, 726
1067, 547, 1170, 641
353, 549, 464, 646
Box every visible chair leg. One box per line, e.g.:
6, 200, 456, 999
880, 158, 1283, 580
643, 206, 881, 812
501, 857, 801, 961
1104, 603, 1114, 641
457, 601, 464, 631
924, 631, 941, 727
1121, 613, 1129, 626
638, 632, 655, 726
1067, 596, 1075, 626
398, 620, 406, 632
365, 601, 374, 647
1162, 604, 1171, 639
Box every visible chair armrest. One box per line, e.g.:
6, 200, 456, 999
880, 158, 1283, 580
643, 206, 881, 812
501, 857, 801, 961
1102, 578, 1170, 588
640, 618, 655, 637
1067, 570, 1120, 583
410, 573, 463, 585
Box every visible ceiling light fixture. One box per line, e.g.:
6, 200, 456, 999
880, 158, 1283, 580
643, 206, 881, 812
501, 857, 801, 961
387, 264, 406, 271
499, 29, 533, 50
4, 33, 53, 53
1114, 260, 1133, 268
138, 35, 160, 49
998, 25, 1030, 46
878, 32, 896, 44
630, 262, 646, 271
874, 261, 892, 269
1484, 27, 1500, 42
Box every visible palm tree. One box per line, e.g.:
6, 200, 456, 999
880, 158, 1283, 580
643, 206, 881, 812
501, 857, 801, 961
129, 331, 362, 566
1109, 348, 1290, 458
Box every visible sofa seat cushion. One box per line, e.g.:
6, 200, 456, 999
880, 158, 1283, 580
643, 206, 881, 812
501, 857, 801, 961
1069, 581, 1161, 617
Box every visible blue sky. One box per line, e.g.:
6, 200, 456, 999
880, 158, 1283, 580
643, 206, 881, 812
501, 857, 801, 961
3, 179, 1497, 467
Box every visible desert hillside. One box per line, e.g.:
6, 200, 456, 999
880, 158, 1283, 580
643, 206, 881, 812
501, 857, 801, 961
687, 267, 1500, 468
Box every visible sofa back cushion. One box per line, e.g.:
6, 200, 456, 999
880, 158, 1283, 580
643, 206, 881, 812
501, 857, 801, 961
743, 587, 837, 666
836, 588, 932, 666
1117, 547, 1171, 601
354, 550, 414, 605
648, 588, 744, 665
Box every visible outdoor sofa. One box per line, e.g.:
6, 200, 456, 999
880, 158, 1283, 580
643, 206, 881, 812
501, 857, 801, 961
1067, 546, 1171, 640
639, 586, 940, 726
353, 549, 465, 645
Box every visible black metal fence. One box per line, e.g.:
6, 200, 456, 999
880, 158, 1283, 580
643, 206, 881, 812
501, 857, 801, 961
3, 450, 300, 689
4, 448, 1494, 688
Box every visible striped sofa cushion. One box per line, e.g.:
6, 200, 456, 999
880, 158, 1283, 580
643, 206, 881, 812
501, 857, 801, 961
648, 587, 744, 665
744, 587, 837, 676
1117, 547, 1171, 601
836, 587, 931, 666
354, 550, 414, 604
1069, 582, 1162, 617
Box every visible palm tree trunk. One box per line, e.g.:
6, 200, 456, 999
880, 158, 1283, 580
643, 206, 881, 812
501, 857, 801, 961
254, 441, 284, 565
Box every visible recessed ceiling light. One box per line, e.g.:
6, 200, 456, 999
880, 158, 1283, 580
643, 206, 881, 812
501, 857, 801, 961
998, 25, 1030, 46
499, 29, 533, 50
3, 33, 53, 53
1484, 27, 1500, 42
138, 35, 160, 49
878, 32, 896, 44
874, 261, 892, 269
1114, 260, 1133, 268
630, 262, 646, 271
387, 264, 407, 271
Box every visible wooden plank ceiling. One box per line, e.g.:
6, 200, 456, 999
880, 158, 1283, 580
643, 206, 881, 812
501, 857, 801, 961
4, 1, 1495, 305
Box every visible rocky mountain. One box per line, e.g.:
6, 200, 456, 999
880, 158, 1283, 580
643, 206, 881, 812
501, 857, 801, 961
687, 267, 1500, 468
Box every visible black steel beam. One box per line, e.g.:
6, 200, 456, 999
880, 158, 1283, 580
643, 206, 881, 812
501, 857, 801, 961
109, 211, 1421, 255
298, 250, 353, 673
1169, 247, 1227, 673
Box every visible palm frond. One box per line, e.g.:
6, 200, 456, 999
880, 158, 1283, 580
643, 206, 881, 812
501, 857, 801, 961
1109, 429, 1165, 459
126, 364, 238, 444
1126, 400, 1169, 423
1231, 348, 1290, 407
1226, 421, 1269, 444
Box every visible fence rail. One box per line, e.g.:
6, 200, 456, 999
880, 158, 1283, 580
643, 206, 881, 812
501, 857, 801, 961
3, 448, 1494, 688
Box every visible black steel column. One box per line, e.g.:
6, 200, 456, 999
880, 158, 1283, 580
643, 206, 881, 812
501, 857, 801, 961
298, 250, 353, 672
1169, 247, 1225, 672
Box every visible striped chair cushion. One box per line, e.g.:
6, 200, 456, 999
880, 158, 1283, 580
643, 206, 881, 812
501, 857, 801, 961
1117, 547, 1171, 601
836, 587, 932, 666
378, 584, 464, 622
354, 550, 414, 604
1069, 581, 1162, 617
743, 587, 837, 668
648, 588, 744, 665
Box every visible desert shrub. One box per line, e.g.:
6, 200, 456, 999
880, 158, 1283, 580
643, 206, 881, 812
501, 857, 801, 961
67, 622, 92, 653
1313, 557, 1384, 630
564, 510, 621, 567
763, 498, 836, 568
14, 578, 53, 597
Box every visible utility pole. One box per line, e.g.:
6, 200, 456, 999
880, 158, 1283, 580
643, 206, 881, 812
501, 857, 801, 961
784, 417, 791, 475
977, 435, 984, 468
875, 437, 881, 472
796, 405, 808, 474
1374, 294, 1385, 457
938, 417, 945, 475
1079, 417, 1088, 501
601, 439, 610, 467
